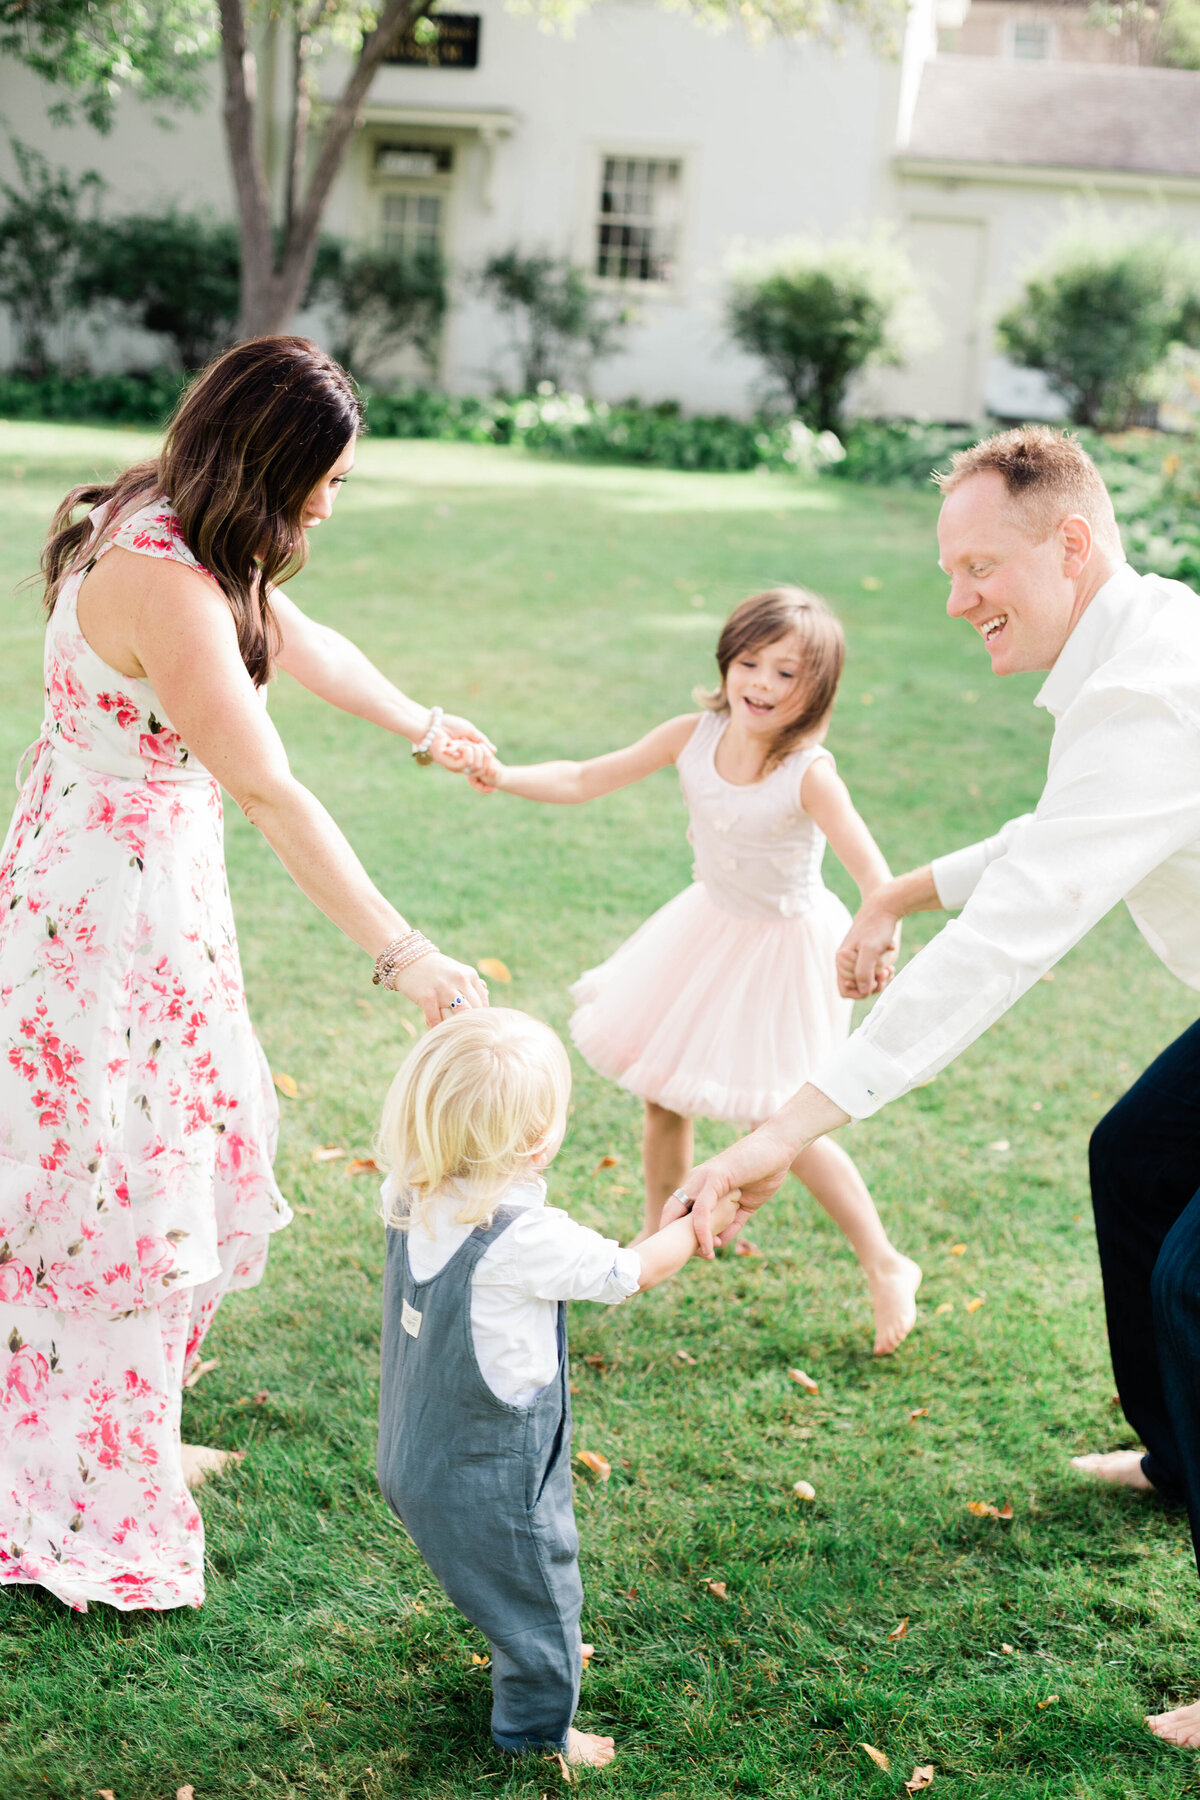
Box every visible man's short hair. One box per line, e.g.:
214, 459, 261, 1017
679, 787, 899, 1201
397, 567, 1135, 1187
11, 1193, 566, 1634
936, 425, 1123, 560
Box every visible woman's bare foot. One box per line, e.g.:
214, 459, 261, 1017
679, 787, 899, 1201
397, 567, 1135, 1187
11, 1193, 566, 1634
867, 1255, 923, 1355
1069, 1449, 1154, 1491
1147, 1699, 1200, 1746
181, 1443, 245, 1491
566, 1727, 617, 1767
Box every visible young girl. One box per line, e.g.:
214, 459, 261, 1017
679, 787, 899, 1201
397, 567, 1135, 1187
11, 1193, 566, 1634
376, 1008, 738, 1766
470, 587, 921, 1355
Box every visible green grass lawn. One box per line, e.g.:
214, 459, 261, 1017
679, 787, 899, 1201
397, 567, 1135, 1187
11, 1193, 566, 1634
2, 423, 1199, 1800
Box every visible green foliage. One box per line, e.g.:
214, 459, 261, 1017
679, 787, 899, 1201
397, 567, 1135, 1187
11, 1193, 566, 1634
2, 423, 1199, 1797
997, 235, 1200, 431
478, 251, 631, 393
0, 0, 217, 132
831, 419, 980, 487
0, 367, 184, 420
319, 243, 448, 383
725, 235, 930, 432
0, 140, 102, 377
74, 209, 240, 370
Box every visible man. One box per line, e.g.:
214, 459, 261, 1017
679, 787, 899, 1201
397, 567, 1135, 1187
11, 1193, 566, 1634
668, 425, 1200, 1746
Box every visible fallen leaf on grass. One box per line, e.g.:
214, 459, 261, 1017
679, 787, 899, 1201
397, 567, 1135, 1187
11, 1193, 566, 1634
272, 1071, 298, 1098
99, 1791, 117, 1799
1001, 1643, 1018, 1655
997, 1501, 1014, 1520
294, 1205, 314, 1216
477, 957, 512, 983
346, 1158, 381, 1176
576, 1450, 611, 1482
859, 1743, 890, 1772
1037, 1695, 1059, 1710
555, 1750, 573, 1782
789, 1368, 819, 1394
967, 1499, 1013, 1521
399, 1017, 418, 1039
935, 1302, 953, 1316
182, 1358, 218, 1391
989, 1139, 1011, 1153
793, 1480, 816, 1501
908, 1408, 929, 1422
675, 1348, 698, 1365
705, 1580, 729, 1601
592, 1155, 620, 1173
235, 1390, 271, 1408
949, 1243, 967, 1256
177, 1788, 196, 1800
471, 1652, 490, 1667
311, 1144, 344, 1163
905, 1767, 935, 1793
734, 1238, 763, 1257
583, 1353, 609, 1373
887, 1616, 909, 1640
965, 1296, 986, 1313
1040, 971, 1056, 982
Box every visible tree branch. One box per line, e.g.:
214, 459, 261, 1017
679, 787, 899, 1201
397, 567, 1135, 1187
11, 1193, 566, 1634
217, 0, 274, 325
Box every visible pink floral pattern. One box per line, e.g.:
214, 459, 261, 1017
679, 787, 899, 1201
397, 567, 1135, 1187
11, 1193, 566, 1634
0, 499, 291, 1611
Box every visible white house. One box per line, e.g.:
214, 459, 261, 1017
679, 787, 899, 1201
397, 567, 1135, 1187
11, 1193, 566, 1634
1, 0, 1199, 420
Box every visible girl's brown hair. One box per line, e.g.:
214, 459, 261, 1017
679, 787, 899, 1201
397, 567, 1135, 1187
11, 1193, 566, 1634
701, 586, 845, 772
41, 336, 363, 686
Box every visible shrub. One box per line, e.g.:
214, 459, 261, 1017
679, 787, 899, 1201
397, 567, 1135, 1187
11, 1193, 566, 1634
0, 140, 102, 377
725, 234, 931, 433
997, 234, 1200, 430
832, 419, 981, 487
321, 243, 448, 383
478, 251, 631, 392
0, 368, 184, 422
74, 211, 241, 371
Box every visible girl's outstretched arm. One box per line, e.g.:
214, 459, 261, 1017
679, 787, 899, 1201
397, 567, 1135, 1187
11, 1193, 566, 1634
801, 757, 899, 989
475, 713, 699, 804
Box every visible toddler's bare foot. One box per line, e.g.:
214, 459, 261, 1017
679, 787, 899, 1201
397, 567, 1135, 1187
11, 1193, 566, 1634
1148, 1699, 1200, 1746
181, 1443, 245, 1490
566, 1727, 616, 1767
1070, 1449, 1154, 1491
868, 1255, 922, 1355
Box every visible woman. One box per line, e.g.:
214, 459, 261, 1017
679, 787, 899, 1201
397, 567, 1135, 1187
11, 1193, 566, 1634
0, 336, 490, 1613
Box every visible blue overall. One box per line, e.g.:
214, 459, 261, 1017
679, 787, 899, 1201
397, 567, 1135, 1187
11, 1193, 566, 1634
377, 1205, 583, 1753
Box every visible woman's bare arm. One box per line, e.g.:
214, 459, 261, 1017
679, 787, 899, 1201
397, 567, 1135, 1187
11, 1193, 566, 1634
478, 714, 700, 804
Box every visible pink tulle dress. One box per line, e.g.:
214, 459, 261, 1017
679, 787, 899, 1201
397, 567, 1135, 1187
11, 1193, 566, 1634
0, 498, 291, 1612
569, 711, 852, 1123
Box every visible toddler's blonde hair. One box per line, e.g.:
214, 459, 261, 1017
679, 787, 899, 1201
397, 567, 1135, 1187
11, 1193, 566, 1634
378, 1008, 572, 1232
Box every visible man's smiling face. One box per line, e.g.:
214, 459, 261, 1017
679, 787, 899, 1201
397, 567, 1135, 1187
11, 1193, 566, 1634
937, 470, 1089, 677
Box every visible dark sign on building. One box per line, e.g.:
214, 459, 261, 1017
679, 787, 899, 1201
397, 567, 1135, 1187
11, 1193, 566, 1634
386, 13, 481, 66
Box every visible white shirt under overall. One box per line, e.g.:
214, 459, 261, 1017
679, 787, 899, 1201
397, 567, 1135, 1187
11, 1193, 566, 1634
387, 1174, 642, 1406
813, 563, 1200, 1118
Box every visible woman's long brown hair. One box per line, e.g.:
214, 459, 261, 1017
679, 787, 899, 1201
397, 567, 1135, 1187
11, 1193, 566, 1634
700, 586, 846, 773
41, 336, 363, 686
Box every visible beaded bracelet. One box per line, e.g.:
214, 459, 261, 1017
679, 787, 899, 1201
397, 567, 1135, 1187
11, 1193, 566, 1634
372, 930, 439, 988
412, 706, 444, 766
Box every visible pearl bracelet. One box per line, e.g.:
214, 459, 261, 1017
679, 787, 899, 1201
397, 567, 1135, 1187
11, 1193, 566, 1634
412, 706, 444, 766
372, 930, 439, 988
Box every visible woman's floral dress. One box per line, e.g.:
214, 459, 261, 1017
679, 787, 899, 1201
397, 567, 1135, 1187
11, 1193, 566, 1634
0, 498, 291, 1612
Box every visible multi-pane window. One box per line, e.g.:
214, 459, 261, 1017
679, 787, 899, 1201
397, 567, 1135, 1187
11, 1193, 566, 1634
1011, 20, 1052, 57
380, 191, 443, 256
594, 157, 682, 285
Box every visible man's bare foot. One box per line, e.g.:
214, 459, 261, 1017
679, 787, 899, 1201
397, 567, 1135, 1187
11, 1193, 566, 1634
1069, 1449, 1154, 1491
1147, 1699, 1200, 1746
566, 1727, 616, 1767
867, 1255, 923, 1355
181, 1443, 245, 1491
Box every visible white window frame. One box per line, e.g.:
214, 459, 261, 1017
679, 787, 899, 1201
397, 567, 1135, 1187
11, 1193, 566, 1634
362, 131, 459, 258
582, 145, 691, 301
1006, 16, 1056, 59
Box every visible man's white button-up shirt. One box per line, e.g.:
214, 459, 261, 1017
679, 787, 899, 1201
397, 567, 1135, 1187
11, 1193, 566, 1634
813, 563, 1200, 1120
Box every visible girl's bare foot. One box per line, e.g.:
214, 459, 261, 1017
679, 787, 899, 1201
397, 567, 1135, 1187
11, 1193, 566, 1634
1069, 1449, 1154, 1490
566, 1727, 617, 1767
181, 1443, 245, 1490
867, 1255, 922, 1355
1147, 1699, 1200, 1746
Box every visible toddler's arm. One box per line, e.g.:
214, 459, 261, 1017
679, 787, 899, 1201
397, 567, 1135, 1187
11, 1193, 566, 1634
468, 714, 698, 804
634, 1194, 742, 1291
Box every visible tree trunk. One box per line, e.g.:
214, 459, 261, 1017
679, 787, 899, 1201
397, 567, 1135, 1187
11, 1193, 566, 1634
218, 0, 435, 342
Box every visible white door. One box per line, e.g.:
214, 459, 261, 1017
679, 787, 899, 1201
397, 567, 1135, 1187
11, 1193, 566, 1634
887, 216, 987, 424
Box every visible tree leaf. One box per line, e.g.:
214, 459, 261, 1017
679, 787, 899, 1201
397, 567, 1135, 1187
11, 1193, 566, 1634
346, 1158, 381, 1176
1036, 1694, 1059, 1709
592, 1155, 620, 1173
675, 1347, 698, 1365
789, 1368, 819, 1393
272, 1071, 298, 1098
968, 1500, 1000, 1518
908, 1408, 928, 1421
859, 1743, 890, 1771
705, 1579, 729, 1600
182, 1358, 218, 1391
793, 1480, 816, 1500
734, 1237, 763, 1257
471, 1652, 490, 1666
1001, 1643, 1018, 1655
905, 1767, 935, 1793
887, 1616, 909, 1639
950, 1243, 967, 1255
477, 957, 512, 983
311, 1145, 344, 1162
998, 1501, 1014, 1521
935, 1302, 953, 1315
965, 1296, 986, 1312
554, 1750, 573, 1782
576, 1450, 611, 1482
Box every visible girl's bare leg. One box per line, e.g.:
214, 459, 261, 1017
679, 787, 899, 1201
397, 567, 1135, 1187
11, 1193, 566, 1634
181, 1445, 245, 1489
789, 1137, 922, 1355
638, 1101, 693, 1241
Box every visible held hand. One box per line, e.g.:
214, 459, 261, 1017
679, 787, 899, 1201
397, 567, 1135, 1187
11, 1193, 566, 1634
661, 1121, 797, 1259
430, 733, 493, 776
391, 951, 490, 1027
442, 712, 496, 753
466, 754, 504, 794
837, 895, 902, 1000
